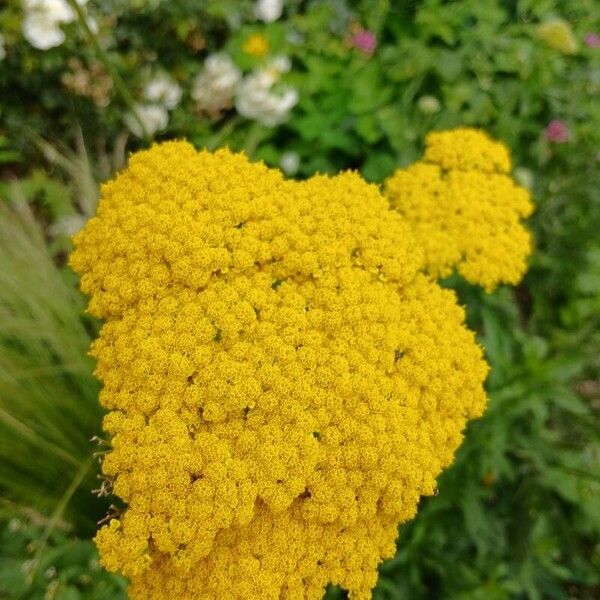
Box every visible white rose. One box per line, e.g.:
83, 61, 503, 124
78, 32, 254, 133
192, 54, 241, 113
124, 104, 169, 138
22, 14, 66, 49
22, 0, 92, 50
24, 0, 75, 24
235, 66, 298, 127
144, 75, 182, 110
255, 0, 283, 23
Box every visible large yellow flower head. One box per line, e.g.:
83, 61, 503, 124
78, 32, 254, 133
70, 141, 488, 600
385, 128, 534, 292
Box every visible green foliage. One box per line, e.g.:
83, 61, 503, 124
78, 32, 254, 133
0, 0, 599, 598
0, 512, 127, 600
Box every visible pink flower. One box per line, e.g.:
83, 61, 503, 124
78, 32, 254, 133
584, 33, 600, 48
352, 30, 377, 54
545, 119, 570, 143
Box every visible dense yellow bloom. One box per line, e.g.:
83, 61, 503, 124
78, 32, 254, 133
536, 19, 578, 55
70, 141, 488, 600
243, 33, 269, 57
385, 128, 534, 291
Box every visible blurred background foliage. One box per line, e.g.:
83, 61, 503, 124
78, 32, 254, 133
0, 0, 599, 599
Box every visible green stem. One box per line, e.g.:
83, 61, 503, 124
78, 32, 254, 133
0, 408, 80, 467
22, 454, 95, 594
205, 115, 243, 151
243, 122, 266, 157
66, 0, 150, 142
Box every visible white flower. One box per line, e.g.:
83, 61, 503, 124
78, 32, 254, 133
269, 55, 291, 73
417, 95, 441, 115
22, 0, 90, 50
235, 61, 298, 127
255, 0, 283, 23
23, 13, 66, 49
279, 151, 300, 175
0, 35, 6, 60
192, 54, 241, 113
513, 167, 535, 191
25, 0, 76, 23
124, 104, 169, 138
144, 75, 182, 110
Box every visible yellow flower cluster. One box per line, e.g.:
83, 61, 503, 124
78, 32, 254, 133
243, 33, 270, 57
70, 141, 489, 600
385, 128, 534, 291
536, 19, 578, 55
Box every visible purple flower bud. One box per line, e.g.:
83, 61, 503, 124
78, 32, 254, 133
352, 30, 377, 54
545, 120, 570, 143
584, 33, 600, 48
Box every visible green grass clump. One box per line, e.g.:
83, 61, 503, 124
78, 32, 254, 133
0, 201, 107, 536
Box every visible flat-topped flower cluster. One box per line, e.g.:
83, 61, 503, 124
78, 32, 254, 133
385, 128, 534, 291
70, 140, 490, 599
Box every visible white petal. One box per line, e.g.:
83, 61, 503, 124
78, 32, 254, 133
255, 0, 283, 23
23, 15, 65, 49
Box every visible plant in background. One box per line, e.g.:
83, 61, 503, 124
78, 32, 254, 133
536, 18, 579, 55
385, 128, 534, 292
0, 513, 127, 599
70, 141, 489, 599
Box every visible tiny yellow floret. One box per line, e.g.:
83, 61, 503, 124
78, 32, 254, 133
385, 128, 534, 291
70, 141, 489, 600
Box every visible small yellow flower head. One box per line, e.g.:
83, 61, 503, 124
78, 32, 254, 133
536, 19, 579, 55
243, 33, 269, 57
385, 128, 534, 291
70, 141, 488, 600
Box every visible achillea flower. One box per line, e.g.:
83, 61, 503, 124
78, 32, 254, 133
385, 128, 534, 291
243, 33, 270, 57
545, 119, 570, 143
536, 19, 578, 54
70, 141, 489, 600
